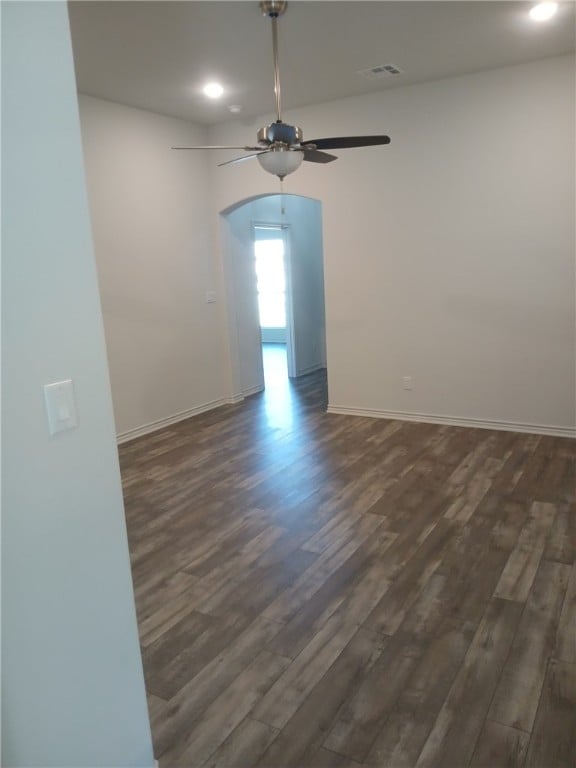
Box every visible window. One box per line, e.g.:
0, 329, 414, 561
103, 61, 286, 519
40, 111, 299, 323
254, 230, 286, 329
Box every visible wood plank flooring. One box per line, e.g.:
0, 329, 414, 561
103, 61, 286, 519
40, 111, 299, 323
119, 363, 575, 768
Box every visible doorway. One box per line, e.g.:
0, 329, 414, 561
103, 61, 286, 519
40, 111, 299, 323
221, 193, 327, 401
254, 224, 289, 388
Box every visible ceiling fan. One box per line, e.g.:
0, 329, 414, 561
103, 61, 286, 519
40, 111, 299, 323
172, 0, 391, 180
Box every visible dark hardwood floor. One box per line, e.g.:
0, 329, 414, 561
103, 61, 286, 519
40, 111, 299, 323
119, 351, 575, 768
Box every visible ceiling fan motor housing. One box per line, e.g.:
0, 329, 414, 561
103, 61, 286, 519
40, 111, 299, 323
258, 121, 303, 146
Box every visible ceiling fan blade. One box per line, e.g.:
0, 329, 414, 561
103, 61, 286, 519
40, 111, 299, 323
218, 152, 268, 167
171, 145, 263, 151
302, 149, 338, 164
302, 135, 391, 151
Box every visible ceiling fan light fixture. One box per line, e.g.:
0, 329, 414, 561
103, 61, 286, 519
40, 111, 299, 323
257, 148, 304, 179
529, 2, 558, 21
174, 4, 390, 176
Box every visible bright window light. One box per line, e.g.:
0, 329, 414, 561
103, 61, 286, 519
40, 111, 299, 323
203, 82, 224, 99
255, 239, 286, 328
529, 2, 558, 21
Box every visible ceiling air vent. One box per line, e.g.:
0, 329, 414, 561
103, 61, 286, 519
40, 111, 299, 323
358, 64, 403, 80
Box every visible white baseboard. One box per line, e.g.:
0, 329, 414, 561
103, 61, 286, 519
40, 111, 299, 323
326, 404, 576, 439
243, 383, 265, 397
117, 397, 575, 444
117, 395, 245, 444
292, 363, 326, 378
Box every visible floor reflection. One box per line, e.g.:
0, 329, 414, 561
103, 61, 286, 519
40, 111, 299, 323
245, 345, 330, 523
262, 342, 293, 430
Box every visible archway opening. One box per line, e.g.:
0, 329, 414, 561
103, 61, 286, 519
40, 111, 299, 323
220, 193, 327, 410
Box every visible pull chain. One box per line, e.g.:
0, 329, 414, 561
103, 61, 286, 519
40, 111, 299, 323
280, 178, 285, 219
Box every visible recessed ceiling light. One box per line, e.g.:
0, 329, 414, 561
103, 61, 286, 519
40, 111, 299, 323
529, 2, 558, 21
203, 82, 224, 99
228, 105, 242, 113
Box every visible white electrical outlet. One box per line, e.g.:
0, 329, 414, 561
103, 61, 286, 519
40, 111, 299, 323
402, 376, 413, 391
205, 291, 217, 304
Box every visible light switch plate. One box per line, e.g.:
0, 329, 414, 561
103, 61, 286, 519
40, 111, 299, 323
205, 291, 217, 304
44, 379, 78, 436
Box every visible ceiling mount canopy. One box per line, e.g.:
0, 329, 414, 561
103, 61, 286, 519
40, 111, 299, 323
172, 1, 391, 179
260, 1, 287, 19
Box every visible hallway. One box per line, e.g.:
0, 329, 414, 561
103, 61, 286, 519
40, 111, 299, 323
262, 342, 288, 385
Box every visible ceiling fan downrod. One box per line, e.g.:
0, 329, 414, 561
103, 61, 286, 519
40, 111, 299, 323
260, 1, 288, 123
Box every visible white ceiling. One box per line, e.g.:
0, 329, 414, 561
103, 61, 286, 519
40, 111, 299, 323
69, 1, 576, 126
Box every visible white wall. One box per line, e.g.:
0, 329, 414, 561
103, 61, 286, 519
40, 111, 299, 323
222, 194, 325, 394
1, 3, 154, 766
210, 55, 576, 434
78, 95, 228, 439
261, 327, 287, 343
221, 201, 266, 396
284, 195, 326, 376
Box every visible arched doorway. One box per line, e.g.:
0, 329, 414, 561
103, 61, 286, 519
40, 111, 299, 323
220, 193, 327, 398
